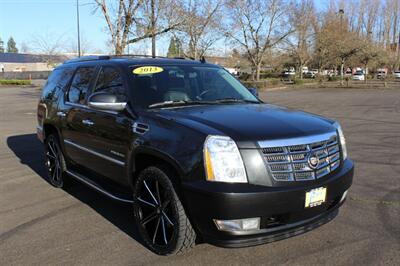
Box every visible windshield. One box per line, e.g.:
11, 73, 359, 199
129, 65, 259, 108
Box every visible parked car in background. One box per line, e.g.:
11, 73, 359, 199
224, 67, 238, 76
376, 68, 387, 79
352, 71, 365, 81
393, 70, 400, 79
304, 71, 316, 79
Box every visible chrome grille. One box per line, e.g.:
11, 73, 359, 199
260, 134, 341, 182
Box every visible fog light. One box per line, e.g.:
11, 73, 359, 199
214, 218, 260, 232
340, 190, 348, 203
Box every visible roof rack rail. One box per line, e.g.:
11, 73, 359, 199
63, 54, 202, 64
113, 54, 196, 61
63, 55, 110, 64
112, 54, 170, 59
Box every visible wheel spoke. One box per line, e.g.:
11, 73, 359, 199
137, 197, 156, 208
155, 180, 162, 206
143, 180, 158, 205
161, 216, 168, 244
46, 152, 56, 160
48, 141, 57, 156
152, 217, 161, 244
141, 210, 158, 225
162, 211, 174, 227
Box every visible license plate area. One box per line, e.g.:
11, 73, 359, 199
305, 187, 327, 208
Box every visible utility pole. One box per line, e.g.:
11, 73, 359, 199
151, 0, 156, 57
76, 0, 81, 57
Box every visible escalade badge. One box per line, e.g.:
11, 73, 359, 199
308, 153, 320, 169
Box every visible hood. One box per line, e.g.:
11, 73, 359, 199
154, 104, 336, 148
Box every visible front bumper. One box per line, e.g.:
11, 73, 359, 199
182, 159, 354, 247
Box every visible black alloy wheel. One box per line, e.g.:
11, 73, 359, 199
44, 134, 67, 188
133, 166, 196, 255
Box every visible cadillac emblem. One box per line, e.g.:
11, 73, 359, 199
308, 153, 320, 169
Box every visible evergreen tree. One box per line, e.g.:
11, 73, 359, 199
167, 38, 181, 58
0, 37, 4, 53
7, 37, 18, 53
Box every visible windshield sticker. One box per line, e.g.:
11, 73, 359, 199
133, 66, 164, 75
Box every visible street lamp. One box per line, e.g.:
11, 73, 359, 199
76, 0, 81, 57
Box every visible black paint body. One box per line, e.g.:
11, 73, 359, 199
37, 58, 353, 247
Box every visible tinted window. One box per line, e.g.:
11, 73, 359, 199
130, 66, 258, 108
94, 67, 126, 101
68, 67, 95, 104
42, 68, 73, 100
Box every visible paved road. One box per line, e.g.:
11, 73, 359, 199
1, 86, 399, 265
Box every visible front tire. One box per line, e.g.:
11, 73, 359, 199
44, 134, 68, 188
133, 166, 196, 255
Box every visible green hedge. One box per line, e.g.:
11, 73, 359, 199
0, 79, 32, 85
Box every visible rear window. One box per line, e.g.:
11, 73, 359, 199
42, 68, 74, 100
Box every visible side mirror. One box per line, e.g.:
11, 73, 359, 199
248, 87, 259, 97
88, 92, 127, 112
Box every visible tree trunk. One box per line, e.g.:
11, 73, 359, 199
340, 59, 344, 86
364, 64, 368, 84
256, 64, 261, 81
115, 44, 123, 55
299, 63, 303, 79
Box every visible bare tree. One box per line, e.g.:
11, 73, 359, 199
286, 0, 316, 79
66, 33, 93, 56
226, 0, 292, 80
358, 39, 379, 82
94, 0, 183, 55
19, 42, 31, 54
29, 31, 67, 66
138, 0, 183, 56
174, 0, 222, 59
30, 31, 66, 56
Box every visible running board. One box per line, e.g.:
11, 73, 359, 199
66, 170, 133, 204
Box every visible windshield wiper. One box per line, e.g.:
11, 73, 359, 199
148, 100, 214, 109
213, 98, 260, 104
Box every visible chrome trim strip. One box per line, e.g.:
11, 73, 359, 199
88, 101, 126, 111
132, 122, 149, 134
258, 132, 337, 148
65, 101, 118, 115
64, 139, 125, 166
66, 170, 133, 203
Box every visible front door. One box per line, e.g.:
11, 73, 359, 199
81, 66, 134, 186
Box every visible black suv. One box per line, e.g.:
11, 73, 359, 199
37, 56, 354, 255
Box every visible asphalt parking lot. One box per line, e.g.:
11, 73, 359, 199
0, 85, 399, 265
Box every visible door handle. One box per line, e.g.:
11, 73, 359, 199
82, 119, 94, 126
57, 111, 66, 117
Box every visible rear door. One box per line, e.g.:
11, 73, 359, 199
59, 66, 98, 168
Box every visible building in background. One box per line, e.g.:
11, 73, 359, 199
0, 53, 68, 72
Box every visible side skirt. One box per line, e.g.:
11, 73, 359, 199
66, 169, 134, 204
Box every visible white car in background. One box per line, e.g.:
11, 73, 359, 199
393, 71, 400, 79
352, 71, 365, 81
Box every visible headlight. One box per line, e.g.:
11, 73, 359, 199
334, 122, 347, 160
203, 135, 247, 183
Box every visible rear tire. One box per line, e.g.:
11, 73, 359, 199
133, 166, 196, 255
44, 134, 69, 188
